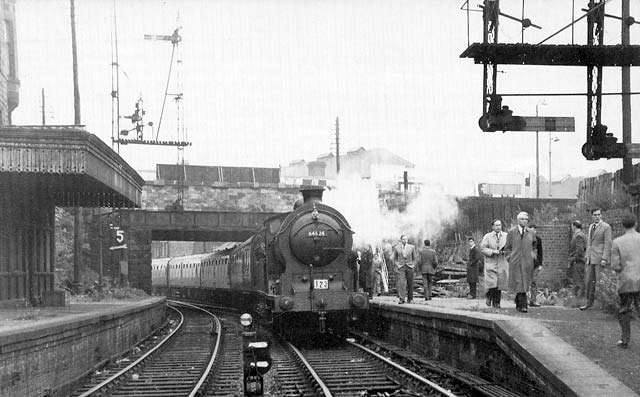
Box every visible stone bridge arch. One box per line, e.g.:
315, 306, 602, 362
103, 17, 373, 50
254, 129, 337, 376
115, 209, 283, 291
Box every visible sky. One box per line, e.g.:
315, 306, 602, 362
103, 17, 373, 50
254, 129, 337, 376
12, 0, 640, 196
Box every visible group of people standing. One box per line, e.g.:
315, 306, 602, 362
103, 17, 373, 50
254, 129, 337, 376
392, 235, 439, 304
478, 212, 543, 313
377, 207, 640, 348
566, 208, 640, 349
352, 246, 387, 299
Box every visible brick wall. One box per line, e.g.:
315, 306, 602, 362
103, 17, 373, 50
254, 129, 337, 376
533, 207, 630, 289
142, 183, 301, 212
535, 224, 570, 288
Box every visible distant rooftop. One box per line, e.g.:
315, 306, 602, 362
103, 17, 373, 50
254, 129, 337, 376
155, 164, 280, 184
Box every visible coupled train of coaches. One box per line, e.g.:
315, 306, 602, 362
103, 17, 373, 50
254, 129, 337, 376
152, 186, 369, 336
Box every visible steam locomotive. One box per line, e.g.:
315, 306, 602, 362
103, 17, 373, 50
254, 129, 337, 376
152, 186, 369, 336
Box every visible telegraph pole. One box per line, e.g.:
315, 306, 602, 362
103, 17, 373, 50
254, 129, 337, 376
335, 117, 340, 175
621, 0, 632, 184
70, 0, 81, 287
70, 0, 81, 125
41, 88, 45, 126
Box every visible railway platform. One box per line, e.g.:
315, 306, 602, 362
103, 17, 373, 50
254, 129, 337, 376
371, 295, 638, 396
0, 297, 166, 397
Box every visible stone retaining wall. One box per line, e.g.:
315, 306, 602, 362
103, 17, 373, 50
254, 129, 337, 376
0, 298, 166, 397
363, 303, 595, 396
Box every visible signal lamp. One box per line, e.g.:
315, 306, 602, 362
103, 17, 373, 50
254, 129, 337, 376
240, 313, 253, 327
280, 296, 294, 310
350, 293, 367, 308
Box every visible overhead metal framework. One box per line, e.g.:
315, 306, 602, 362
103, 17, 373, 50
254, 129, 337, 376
460, 0, 640, 169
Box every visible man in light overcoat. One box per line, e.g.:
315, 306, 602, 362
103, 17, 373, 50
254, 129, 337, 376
610, 213, 640, 348
504, 212, 537, 313
481, 219, 509, 308
580, 208, 613, 310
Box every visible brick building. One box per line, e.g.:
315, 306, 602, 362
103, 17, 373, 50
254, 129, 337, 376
281, 147, 417, 191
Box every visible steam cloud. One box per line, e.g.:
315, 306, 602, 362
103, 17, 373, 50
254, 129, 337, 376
322, 172, 459, 250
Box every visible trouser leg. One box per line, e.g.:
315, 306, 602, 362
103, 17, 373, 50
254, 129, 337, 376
618, 293, 632, 344
469, 282, 477, 298
397, 267, 407, 300
492, 288, 501, 308
529, 280, 538, 304
576, 262, 585, 298
422, 274, 430, 299
516, 292, 527, 309
565, 263, 574, 288
585, 263, 597, 306
406, 268, 414, 301
372, 274, 381, 296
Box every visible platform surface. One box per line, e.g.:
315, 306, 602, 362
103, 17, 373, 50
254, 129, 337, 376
373, 294, 639, 397
0, 297, 164, 338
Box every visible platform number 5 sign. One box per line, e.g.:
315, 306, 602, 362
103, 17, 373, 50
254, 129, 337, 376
115, 229, 125, 244
109, 226, 128, 251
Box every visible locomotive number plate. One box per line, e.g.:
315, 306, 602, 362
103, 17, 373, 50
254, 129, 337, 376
308, 230, 326, 237
314, 279, 329, 289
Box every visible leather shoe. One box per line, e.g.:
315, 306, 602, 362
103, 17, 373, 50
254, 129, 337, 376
617, 340, 629, 349
529, 302, 541, 307
407, 299, 413, 303
398, 299, 405, 304
579, 305, 591, 311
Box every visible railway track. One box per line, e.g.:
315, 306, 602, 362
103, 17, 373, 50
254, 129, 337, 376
71, 301, 221, 397
269, 337, 455, 397
350, 331, 529, 397
267, 331, 529, 397
68, 296, 532, 396
204, 316, 245, 396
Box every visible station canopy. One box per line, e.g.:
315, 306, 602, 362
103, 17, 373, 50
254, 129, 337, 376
0, 126, 144, 207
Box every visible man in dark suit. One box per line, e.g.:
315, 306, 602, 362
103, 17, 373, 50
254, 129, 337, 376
528, 224, 543, 307
466, 237, 483, 299
567, 220, 587, 297
580, 208, 613, 310
393, 234, 416, 304
418, 239, 438, 302
504, 212, 537, 313
359, 246, 373, 297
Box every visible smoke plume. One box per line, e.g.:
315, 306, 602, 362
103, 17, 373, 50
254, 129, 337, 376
322, 172, 459, 250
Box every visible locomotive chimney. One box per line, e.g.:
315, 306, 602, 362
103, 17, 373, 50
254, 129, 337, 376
300, 185, 324, 204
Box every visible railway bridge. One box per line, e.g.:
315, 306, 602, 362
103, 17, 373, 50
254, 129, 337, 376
83, 165, 304, 292
115, 209, 282, 292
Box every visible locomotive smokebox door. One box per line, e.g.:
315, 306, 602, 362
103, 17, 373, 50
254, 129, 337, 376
289, 203, 344, 267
